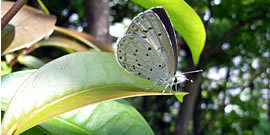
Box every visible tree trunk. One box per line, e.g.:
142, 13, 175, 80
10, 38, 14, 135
193, 87, 202, 135
175, 74, 202, 135
84, 0, 111, 43
175, 45, 204, 135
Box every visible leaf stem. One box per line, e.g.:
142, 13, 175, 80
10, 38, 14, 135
8, 44, 40, 66
37, 0, 50, 14
1, 0, 28, 29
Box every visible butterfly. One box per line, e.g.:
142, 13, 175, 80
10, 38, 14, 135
115, 7, 202, 93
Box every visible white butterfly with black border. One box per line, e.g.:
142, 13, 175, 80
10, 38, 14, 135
115, 7, 201, 93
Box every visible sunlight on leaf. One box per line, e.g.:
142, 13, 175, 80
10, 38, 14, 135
1, 73, 154, 135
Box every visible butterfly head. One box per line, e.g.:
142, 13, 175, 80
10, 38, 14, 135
174, 69, 203, 84
174, 72, 188, 84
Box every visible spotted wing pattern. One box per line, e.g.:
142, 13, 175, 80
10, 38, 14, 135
115, 7, 178, 85
125, 7, 177, 77
116, 35, 169, 83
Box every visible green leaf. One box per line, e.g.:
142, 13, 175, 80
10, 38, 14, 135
21, 126, 49, 135
1, 70, 154, 135
1, 70, 36, 111
1, 52, 187, 134
1, 24, 15, 54
54, 26, 114, 53
131, 0, 206, 65
18, 55, 45, 69
1, 61, 12, 76
39, 100, 154, 135
175, 94, 188, 103
37, 36, 89, 52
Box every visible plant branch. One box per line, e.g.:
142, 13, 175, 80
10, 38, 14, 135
198, 64, 269, 134
1, 0, 28, 29
205, 15, 263, 59
8, 44, 40, 66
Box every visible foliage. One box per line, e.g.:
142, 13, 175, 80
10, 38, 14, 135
1, 0, 269, 135
1, 0, 191, 134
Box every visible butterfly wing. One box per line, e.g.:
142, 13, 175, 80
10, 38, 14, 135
116, 34, 170, 84
151, 7, 178, 72
125, 7, 178, 77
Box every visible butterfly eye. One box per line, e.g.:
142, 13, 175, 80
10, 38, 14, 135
148, 47, 152, 50
158, 33, 162, 36
174, 78, 178, 83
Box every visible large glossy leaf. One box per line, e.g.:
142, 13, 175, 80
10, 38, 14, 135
131, 0, 206, 65
1, 71, 154, 135
39, 100, 154, 135
1, 51, 187, 134
1, 1, 56, 55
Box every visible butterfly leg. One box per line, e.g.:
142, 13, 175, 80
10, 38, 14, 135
175, 83, 178, 92
162, 83, 170, 94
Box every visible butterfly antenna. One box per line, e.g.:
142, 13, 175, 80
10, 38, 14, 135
182, 69, 203, 75
185, 78, 193, 83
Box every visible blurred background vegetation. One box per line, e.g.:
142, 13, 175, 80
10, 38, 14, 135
2, 0, 270, 135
